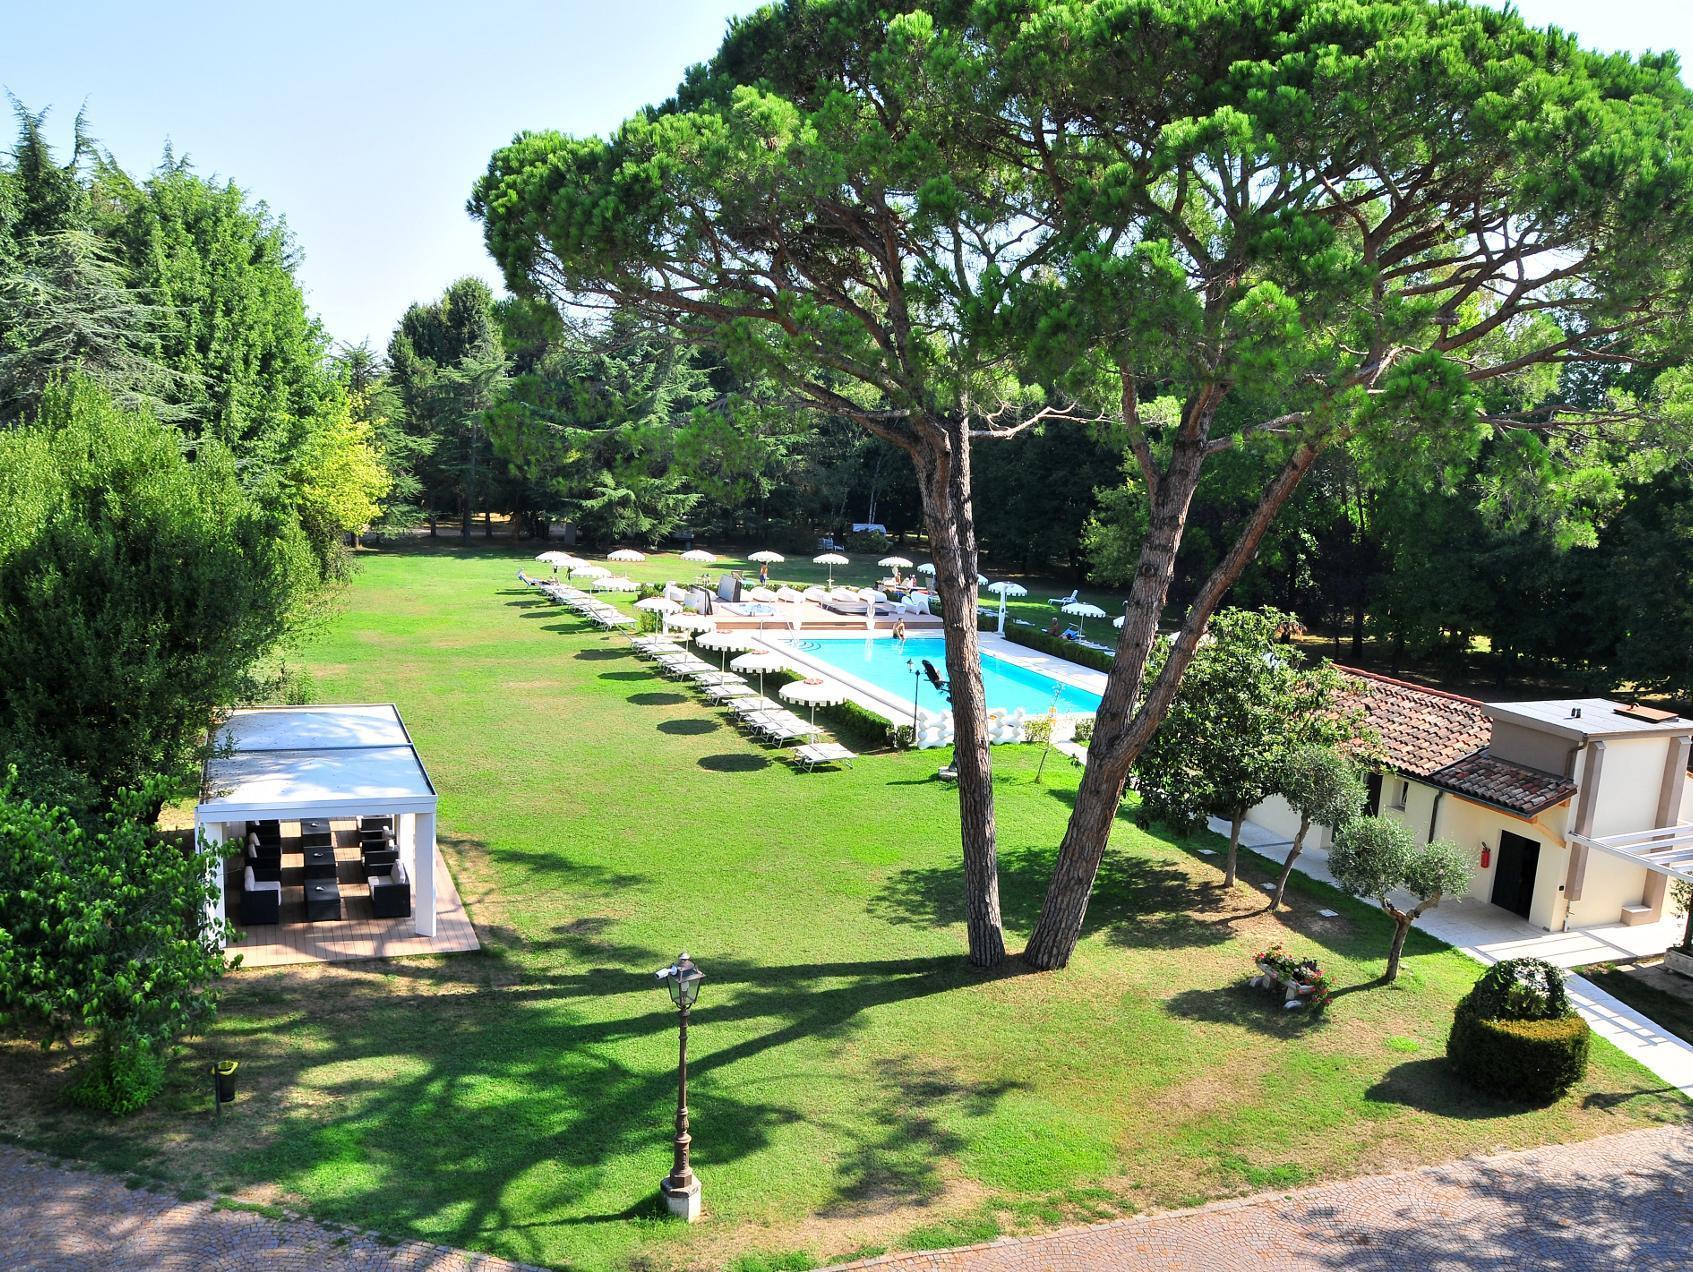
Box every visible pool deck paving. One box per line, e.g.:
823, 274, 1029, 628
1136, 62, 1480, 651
830, 1122, 1693, 1271
0, 1145, 542, 1272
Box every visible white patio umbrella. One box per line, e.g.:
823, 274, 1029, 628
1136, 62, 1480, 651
813, 552, 849, 584
599, 576, 639, 592
747, 550, 785, 564
780, 677, 846, 730
667, 612, 716, 634
878, 556, 913, 569
696, 629, 760, 670
916, 562, 937, 576
1062, 600, 1108, 636
607, 548, 646, 563
571, 562, 611, 580
635, 597, 682, 615
680, 549, 716, 564
986, 580, 1028, 634
731, 650, 789, 697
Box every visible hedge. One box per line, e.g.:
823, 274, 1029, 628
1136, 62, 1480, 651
998, 623, 1117, 674
1446, 1010, 1591, 1104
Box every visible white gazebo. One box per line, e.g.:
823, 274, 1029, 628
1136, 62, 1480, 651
195, 704, 441, 942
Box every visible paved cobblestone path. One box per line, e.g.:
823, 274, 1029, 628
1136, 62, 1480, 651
835, 1124, 1693, 1272
0, 1145, 544, 1271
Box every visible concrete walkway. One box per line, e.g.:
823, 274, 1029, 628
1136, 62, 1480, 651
832, 1123, 1693, 1271
1213, 815, 1693, 1098
0, 1145, 541, 1272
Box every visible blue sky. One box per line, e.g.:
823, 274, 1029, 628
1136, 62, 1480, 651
7, 0, 1688, 351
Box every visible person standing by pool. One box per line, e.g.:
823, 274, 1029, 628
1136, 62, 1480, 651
893, 618, 908, 643
758, 560, 770, 588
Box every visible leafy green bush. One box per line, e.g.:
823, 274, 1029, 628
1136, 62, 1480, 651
1462, 958, 1573, 1021
1022, 714, 1055, 745
1001, 623, 1115, 673
0, 379, 313, 801
1447, 958, 1589, 1103
0, 775, 234, 1114
842, 529, 891, 554
1072, 717, 1095, 744
1447, 1012, 1591, 1104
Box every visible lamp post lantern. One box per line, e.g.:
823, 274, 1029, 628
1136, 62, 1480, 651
656, 952, 705, 1221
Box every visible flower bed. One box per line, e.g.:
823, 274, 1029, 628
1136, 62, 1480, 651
1249, 942, 1333, 1010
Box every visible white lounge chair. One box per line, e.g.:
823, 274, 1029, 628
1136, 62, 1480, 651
793, 742, 856, 770
1049, 588, 1079, 608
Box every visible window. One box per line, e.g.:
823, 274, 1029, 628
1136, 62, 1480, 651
1390, 779, 1409, 811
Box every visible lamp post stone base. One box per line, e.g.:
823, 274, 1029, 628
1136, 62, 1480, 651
661, 1175, 702, 1222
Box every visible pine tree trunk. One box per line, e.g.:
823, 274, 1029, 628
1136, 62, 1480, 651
1271, 820, 1310, 910
915, 420, 1005, 968
1025, 425, 1320, 972
1384, 914, 1411, 983
1224, 810, 1244, 887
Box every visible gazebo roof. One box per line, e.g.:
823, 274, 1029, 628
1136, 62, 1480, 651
197, 704, 437, 820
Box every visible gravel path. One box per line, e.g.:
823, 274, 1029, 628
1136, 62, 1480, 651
831, 1123, 1693, 1271
0, 1145, 544, 1271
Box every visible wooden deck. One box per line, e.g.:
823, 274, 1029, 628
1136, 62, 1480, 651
225, 827, 479, 969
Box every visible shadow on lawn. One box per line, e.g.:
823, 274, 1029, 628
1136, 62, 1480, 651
628, 692, 688, 707
873, 844, 1237, 952
194, 950, 1026, 1258
698, 752, 769, 772
658, 718, 720, 736
1163, 984, 1328, 1037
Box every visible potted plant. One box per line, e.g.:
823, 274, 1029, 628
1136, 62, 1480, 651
1249, 943, 1333, 1010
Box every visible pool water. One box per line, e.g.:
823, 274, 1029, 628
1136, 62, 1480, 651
778, 635, 1103, 716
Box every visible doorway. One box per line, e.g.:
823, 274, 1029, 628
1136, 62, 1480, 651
1490, 831, 1541, 920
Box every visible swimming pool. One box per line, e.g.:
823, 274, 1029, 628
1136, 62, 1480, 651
777, 635, 1103, 717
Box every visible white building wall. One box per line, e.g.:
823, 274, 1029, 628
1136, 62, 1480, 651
1590, 737, 1676, 838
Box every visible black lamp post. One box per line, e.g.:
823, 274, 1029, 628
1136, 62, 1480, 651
656, 951, 705, 1221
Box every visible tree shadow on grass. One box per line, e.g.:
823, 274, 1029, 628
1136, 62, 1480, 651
180, 951, 1027, 1261
658, 718, 719, 736
698, 753, 769, 772
599, 670, 648, 682
628, 692, 688, 707
1163, 983, 1329, 1037
872, 844, 1238, 952
1361, 1058, 1531, 1119
574, 647, 626, 661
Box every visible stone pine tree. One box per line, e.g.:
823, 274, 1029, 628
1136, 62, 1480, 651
1269, 745, 1367, 911
475, 0, 1693, 971
1329, 817, 1472, 983
980, 0, 1693, 969
1131, 608, 1352, 889
474, 3, 1089, 967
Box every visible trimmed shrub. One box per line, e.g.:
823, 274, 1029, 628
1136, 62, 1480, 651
1448, 958, 1589, 1103
1447, 1011, 1591, 1104
1000, 624, 1116, 674
1462, 958, 1572, 1022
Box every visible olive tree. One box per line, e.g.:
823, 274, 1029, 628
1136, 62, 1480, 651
1329, 816, 1472, 983
1270, 745, 1367, 911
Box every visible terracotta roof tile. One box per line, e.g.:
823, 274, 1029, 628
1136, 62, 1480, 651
1335, 668, 1492, 779
1428, 750, 1577, 818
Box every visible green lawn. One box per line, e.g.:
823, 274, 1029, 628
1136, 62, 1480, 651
2, 543, 1684, 1272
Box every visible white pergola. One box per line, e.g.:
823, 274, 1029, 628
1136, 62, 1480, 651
195, 704, 440, 940
1570, 824, 1693, 886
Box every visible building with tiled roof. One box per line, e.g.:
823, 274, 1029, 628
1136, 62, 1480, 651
1247, 670, 1693, 937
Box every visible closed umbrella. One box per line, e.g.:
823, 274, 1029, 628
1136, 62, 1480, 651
813, 552, 848, 584
696, 629, 759, 671
1062, 600, 1107, 636
987, 580, 1027, 634
730, 650, 789, 697
780, 677, 846, 730
607, 548, 646, 563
